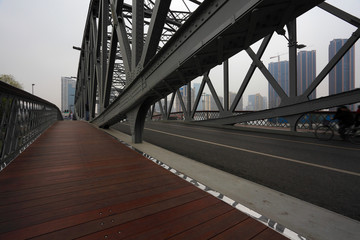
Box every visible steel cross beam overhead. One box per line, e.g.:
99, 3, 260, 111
75, 0, 324, 143
74, 0, 196, 121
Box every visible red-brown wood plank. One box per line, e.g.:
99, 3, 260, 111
168, 210, 249, 239
211, 218, 268, 239
0, 186, 199, 239
33, 194, 217, 240
0, 121, 288, 239
123, 202, 236, 240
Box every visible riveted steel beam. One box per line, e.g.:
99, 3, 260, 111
199, 89, 360, 126
91, 0, 324, 128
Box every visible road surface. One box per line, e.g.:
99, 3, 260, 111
113, 121, 360, 221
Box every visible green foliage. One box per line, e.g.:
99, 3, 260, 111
0, 74, 23, 89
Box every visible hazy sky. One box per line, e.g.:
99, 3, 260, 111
0, 0, 359, 109
0, 0, 89, 108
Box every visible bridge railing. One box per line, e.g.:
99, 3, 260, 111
152, 111, 246, 121
0, 81, 63, 170
235, 112, 337, 132
152, 110, 339, 132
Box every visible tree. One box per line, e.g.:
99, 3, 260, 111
0, 74, 23, 89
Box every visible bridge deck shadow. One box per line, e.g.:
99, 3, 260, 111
0, 121, 287, 239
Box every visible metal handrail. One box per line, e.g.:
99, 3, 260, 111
151, 110, 344, 132
0, 81, 63, 171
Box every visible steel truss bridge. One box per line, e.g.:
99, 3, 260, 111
74, 0, 360, 143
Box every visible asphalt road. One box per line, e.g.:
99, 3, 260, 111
113, 121, 360, 221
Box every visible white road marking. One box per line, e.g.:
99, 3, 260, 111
167, 124, 360, 151
146, 127, 360, 177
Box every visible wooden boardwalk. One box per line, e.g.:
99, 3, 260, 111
0, 121, 288, 239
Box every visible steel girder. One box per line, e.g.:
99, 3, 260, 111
75, 0, 337, 142
189, 1, 360, 128
151, 1, 360, 130
201, 89, 360, 129
75, 0, 198, 122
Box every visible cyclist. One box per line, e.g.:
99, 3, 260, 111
333, 105, 354, 139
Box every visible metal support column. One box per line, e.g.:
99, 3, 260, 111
127, 101, 152, 143
187, 82, 192, 120
223, 60, 229, 112
287, 20, 298, 98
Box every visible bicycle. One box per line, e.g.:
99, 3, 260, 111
346, 125, 360, 144
314, 120, 360, 144
314, 119, 336, 141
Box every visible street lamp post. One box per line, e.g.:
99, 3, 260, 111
32, 84, 35, 95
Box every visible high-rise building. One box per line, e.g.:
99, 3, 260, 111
268, 61, 289, 108
247, 93, 265, 110
61, 77, 76, 112
193, 83, 203, 110
269, 50, 317, 108
202, 94, 219, 111
229, 92, 243, 111
203, 94, 212, 111
297, 50, 316, 99
328, 39, 355, 110
174, 85, 195, 112
263, 97, 268, 109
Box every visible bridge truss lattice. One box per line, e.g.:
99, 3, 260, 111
74, 0, 360, 142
